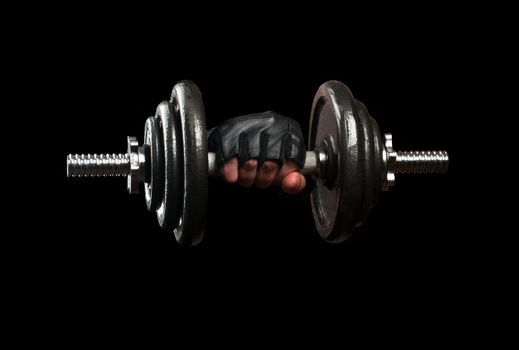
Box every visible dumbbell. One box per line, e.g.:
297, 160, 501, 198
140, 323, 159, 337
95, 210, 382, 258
67, 80, 448, 246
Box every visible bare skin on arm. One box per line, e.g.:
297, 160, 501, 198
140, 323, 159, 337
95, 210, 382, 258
220, 157, 306, 194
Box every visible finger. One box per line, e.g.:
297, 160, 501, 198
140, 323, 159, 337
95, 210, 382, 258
274, 160, 300, 185
255, 160, 279, 188
238, 159, 257, 187
221, 157, 238, 183
281, 172, 306, 194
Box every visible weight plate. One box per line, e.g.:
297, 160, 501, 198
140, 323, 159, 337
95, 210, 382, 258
170, 81, 207, 246
354, 99, 384, 224
155, 101, 183, 230
144, 116, 165, 211
308, 81, 384, 243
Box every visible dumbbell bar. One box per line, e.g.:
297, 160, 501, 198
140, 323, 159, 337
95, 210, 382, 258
69, 149, 446, 179
67, 80, 448, 246
207, 152, 319, 176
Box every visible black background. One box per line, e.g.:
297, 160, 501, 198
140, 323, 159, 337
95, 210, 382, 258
16, 8, 491, 341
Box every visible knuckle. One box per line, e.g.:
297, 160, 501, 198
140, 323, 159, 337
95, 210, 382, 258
225, 170, 238, 183
243, 160, 257, 171
261, 162, 277, 173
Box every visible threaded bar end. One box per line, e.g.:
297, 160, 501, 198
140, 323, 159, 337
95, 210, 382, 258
67, 154, 130, 177
395, 151, 449, 174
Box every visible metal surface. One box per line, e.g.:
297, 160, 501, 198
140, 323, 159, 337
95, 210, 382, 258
382, 133, 449, 190
66, 137, 146, 194
308, 81, 385, 243
170, 80, 208, 246
308, 83, 342, 242
395, 151, 449, 173
300, 151, 318, 175
155, 101, 182, 231
67, 154, 130, 177
144, 116, 164, 211
66, 79, 450, 246
127, 136, 146, 194
208, 152, 217, 176
383, 133, 397, 190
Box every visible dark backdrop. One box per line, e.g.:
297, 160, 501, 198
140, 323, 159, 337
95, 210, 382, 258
23, 11, 481, 341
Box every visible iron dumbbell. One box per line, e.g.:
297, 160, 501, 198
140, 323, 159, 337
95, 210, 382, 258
67, 80, 448, 245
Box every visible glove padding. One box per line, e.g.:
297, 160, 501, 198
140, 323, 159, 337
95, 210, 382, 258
208, 111, 306, 169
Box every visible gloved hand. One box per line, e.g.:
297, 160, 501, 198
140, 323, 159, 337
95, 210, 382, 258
208, 111, 308, 194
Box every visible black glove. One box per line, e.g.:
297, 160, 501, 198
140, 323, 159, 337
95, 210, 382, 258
208, 111, 306, 169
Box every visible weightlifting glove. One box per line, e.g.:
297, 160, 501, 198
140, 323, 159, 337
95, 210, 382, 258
208, 111, 306, 169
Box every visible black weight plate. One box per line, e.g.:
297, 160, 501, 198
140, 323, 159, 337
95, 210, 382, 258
170, 81, 207, 246
353, 99, 384, 224
309, 81, 367, 243
155, 101, 183, 230
144, 116, 164, 211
